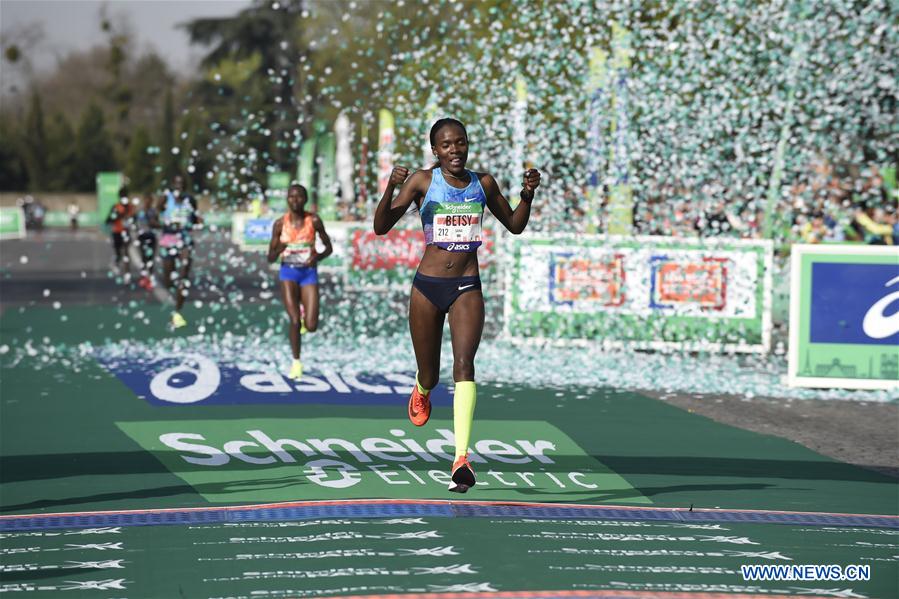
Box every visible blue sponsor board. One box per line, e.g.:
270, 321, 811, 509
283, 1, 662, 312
243, 218, 275, 245
810, 262, 899, 346
98, 354, 451, 407
788, 245, 899, 389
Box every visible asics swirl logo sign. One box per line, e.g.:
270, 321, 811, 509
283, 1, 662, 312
446, 243, 470, 251
245, 219, 274, 238
809, 262, 899, 345
103, 353, 451, 407
862, 275, 899, 339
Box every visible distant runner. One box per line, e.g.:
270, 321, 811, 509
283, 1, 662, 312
267, 184, 333, 381
158, 175, 202, 329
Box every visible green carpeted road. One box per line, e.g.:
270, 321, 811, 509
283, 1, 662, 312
1, 304, 897, 597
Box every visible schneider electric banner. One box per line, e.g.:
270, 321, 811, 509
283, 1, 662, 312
503, 235, 773, 352
788, 244, 899, 390
116, 417, 648, 504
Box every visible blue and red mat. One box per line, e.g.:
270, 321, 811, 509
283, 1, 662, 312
1, 499, 896, 597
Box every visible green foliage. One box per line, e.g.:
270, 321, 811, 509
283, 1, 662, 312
45, 113, 76, 191
0, 115, 27, 190
4, 44, 21, 64
204, 53, 262, 89
71, 104, 117, 191
1, 0, 893, 224
159, 88, 178, 185
23, 92, 48, 190
126, 126, 155, 192
181, 0, 307, 186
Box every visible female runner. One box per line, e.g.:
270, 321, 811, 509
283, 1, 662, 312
267, 184, 333, 380
373, 118, 540, 492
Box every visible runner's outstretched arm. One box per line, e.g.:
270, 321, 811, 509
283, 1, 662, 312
482, 169, 541, 234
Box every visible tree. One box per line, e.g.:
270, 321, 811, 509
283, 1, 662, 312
0, 114, 27, 190
127, 52, 175, 129
45, 113, 76, 191
1, 21, 44, 96
100, 6, 134, 156
183, 0, 307, 175
125, 126, 154, 192
23, 91, 47, 190
158, 88, 177, 185
71, 103, 116, 191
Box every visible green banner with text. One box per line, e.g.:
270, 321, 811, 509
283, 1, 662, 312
117, 417, 649, 504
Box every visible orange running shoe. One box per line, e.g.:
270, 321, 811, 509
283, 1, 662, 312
448, 453, 475, 493
407, 385, 431, 426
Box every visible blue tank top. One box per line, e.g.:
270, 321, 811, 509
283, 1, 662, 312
420, 169, 487, 253
162, 191, 195, 233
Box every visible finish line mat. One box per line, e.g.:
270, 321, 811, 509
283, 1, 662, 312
1, 304, 897, 597
1, 509, 897, 597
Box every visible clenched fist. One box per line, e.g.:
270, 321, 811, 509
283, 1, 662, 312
521, 168, 541, 201
389, 166, 410, 186
523, 169, 541, 193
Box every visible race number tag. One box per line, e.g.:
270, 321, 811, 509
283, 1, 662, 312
158, 233, 182, 248
433, 202, 482, 252
167, 205, 191, 227
282, 242, 313, 265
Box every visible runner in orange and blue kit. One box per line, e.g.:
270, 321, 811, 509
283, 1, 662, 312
373, 118, 541, 493
267, 184, 333, 381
